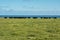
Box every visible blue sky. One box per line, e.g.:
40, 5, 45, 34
0, 0, 60, 15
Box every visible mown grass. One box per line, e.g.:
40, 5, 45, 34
0, 18, 60, 40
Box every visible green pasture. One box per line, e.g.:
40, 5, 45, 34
0, 18, 60, 40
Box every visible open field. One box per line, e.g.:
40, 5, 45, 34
0, 18, 60, 40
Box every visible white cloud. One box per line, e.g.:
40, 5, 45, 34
0, 5, 60, 13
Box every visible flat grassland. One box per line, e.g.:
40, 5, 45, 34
0, 18, 60, 40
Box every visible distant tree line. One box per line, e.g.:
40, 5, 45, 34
4, 17, 57, 19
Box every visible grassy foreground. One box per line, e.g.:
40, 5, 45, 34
0, 18, 60, 40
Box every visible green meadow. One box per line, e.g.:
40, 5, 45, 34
0, 18, 60, 40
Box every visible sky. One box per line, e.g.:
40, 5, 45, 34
0, 0, 60, 15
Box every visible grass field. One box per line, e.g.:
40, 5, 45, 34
0, 18, 60, 40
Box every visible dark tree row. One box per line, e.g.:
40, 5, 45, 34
4, 17, 57, 19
